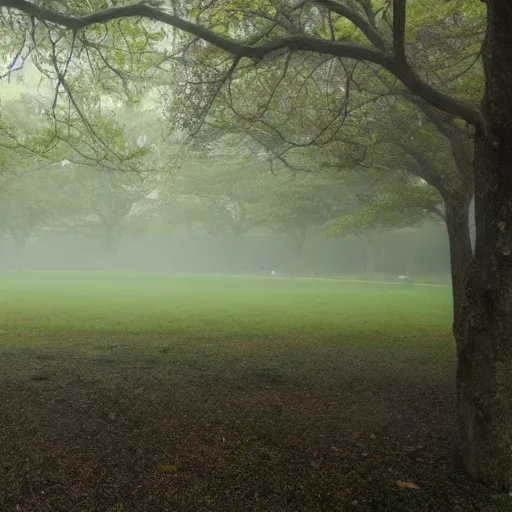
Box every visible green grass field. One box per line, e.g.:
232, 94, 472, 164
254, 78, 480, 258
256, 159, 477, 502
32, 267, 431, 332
0, 273, 507, 512
0, 271, 452, 336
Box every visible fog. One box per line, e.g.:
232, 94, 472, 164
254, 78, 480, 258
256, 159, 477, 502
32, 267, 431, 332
0, 149, 450, 280
0, 220, 450, 280
0, 49, 457, 284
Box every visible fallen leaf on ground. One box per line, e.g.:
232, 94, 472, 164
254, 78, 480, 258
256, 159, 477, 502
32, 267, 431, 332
397, 480, 420, 489
158, 465, 177, 473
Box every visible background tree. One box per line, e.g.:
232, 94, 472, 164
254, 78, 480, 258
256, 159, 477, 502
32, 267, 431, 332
173, 136, 269, 244
253, 170, 351, 277
0, 166, 61, 265
326, 177, 442, 276
52, 167, 155, 265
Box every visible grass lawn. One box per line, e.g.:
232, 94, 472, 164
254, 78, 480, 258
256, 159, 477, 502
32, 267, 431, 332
0, 272, 508, 511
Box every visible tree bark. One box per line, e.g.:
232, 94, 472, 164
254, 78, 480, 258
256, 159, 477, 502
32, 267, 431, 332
455, 0, 512, 490
444, 195, 472, 321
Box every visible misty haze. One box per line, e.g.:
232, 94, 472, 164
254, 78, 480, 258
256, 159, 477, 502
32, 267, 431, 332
0, 1, 510, 511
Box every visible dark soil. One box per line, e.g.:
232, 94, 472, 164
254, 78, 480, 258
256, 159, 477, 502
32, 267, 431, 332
0, 334, 509, 512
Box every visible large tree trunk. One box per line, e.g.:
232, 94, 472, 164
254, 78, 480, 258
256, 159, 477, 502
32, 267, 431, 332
444, 195, 472, 320
455, 0, 512, 490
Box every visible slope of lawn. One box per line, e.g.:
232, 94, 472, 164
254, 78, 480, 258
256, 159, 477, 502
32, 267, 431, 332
0, 272, 508, 511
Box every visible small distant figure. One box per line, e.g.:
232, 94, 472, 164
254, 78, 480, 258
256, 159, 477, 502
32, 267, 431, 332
398, 275, 413, 286
271, 270, 278, 277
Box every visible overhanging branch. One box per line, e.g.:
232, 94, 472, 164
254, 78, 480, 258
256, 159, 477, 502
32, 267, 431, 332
314, 0, 387, 51
400, 144, 449, 200
3, 0, 257, 56
383, 61, 483, 133
392, 0, 406, 62
4, 0, 485, 133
